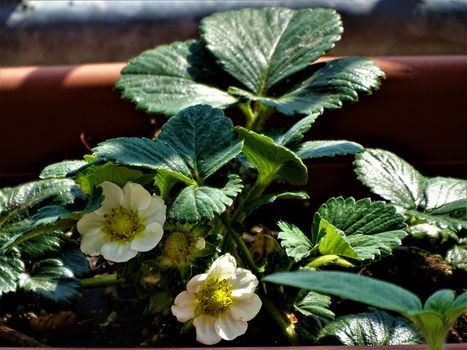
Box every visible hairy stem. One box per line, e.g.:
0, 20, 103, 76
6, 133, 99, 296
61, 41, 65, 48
261, 294, 300, 345
80, 273, 123, 289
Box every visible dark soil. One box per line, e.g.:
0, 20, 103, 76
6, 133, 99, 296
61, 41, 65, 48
1, 247, 466, 347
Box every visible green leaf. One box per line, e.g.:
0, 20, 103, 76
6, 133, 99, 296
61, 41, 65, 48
275, 114, 319, 147
445, 239, 467, 272
256, 57, 385, 116
296, 140, 363, 160
17, 258, 81, 303
277, 221, 313, 262
318, 309, 423, 345
116, 40, 237, 116
201, 7, 342, 94
168, 175, 243, 223
294, 290, 335, 320
424, 178, 467, 211
236, 127, 307, 185
316, 218, 360, 260
244, 191, 309, 217
40, 160, 88, 179
0, 249, 24, 297
75, 163, 148, 194
312, 197, 406, 261
354, 149, 426, 208
94, 105, 242, 185
264, 270, 423, 315
17, 230, 66, 259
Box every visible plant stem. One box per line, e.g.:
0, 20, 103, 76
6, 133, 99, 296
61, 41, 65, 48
80, 273, 123, 288
238, 101, 256, 130
220, 215, 259, 275
261, 294, 300, 345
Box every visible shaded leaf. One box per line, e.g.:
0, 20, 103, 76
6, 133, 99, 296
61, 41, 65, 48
116, 40, 237, 115
445, 239, 467, 272
0, 249, 24, 296
244, 191, 309, 217
75, 163, 149, 194
264, 270, 423, 315
40, 160, 88, 179
296, 140, 363, 160
201, 7, 342, 94
318, 309, 422, 345
94, 105, 242, 185
275, 114, 319, 147
256, 57, 385, 116
294, 290, 335, 320
17, 258, 81, 303
169, 175, 243, 223
236, 127, 307, 185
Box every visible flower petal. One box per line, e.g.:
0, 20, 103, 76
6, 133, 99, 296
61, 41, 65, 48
208, 254, 236, 280
230, 294, 262, 321
193, 314, 222, 345
139, 196, 166, 225
171, 291, 197, 322
100, 181, 123, 210
77, 212, 105, 235
186, 273, 208, 294
130, 222, 163, 252
101, 240, 137, 262
215, 310, 248, 341
80, 230, 108, 256
230, 268, 259, 299
122, 182, 151, 210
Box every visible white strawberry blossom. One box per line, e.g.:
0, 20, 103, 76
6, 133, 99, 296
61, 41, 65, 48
77, 181, 166, 262
171, 253, 262, 345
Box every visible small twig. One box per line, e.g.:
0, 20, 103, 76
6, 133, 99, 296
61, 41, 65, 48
0, 323, 47, 347
80, 131, 93, 151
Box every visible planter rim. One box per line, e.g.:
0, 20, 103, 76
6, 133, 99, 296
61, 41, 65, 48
1, 55, 466, 91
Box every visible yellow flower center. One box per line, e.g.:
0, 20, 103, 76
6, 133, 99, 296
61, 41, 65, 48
162, 231, 203, 265
196, 279, 233, 316
103, 207, 143, 240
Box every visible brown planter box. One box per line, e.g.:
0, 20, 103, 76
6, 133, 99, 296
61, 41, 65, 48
1, 56, 466, 209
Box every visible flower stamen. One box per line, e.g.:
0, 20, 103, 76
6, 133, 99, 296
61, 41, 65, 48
197, 279, 233, 316
103, 207, 143, 240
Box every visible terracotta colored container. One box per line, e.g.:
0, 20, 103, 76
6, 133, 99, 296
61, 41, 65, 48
1, 56, 466, 209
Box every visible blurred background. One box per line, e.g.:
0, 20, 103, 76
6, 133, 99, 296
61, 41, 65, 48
1, 0, 467, 66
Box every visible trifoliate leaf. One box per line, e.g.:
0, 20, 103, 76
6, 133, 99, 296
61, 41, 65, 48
355, 149, 467, 232
0, 249, 24, 297
295, 140, 363, 160
17, 258, 81, 303
201, 7, 342, 94
312, 197, 406, 261
318, 309, 423, 345
256, 57, 385, 116
354, 149, 425, 208
277, 221, 313, 262
244, 191, 309, 217
236, 127, 307, 185
94, 105, 242, 185
116, 40, 237, 116
40, 160, 88, 179
275, 114, 319, 147
169, 175, 243, 223
294, 290, 335, 321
